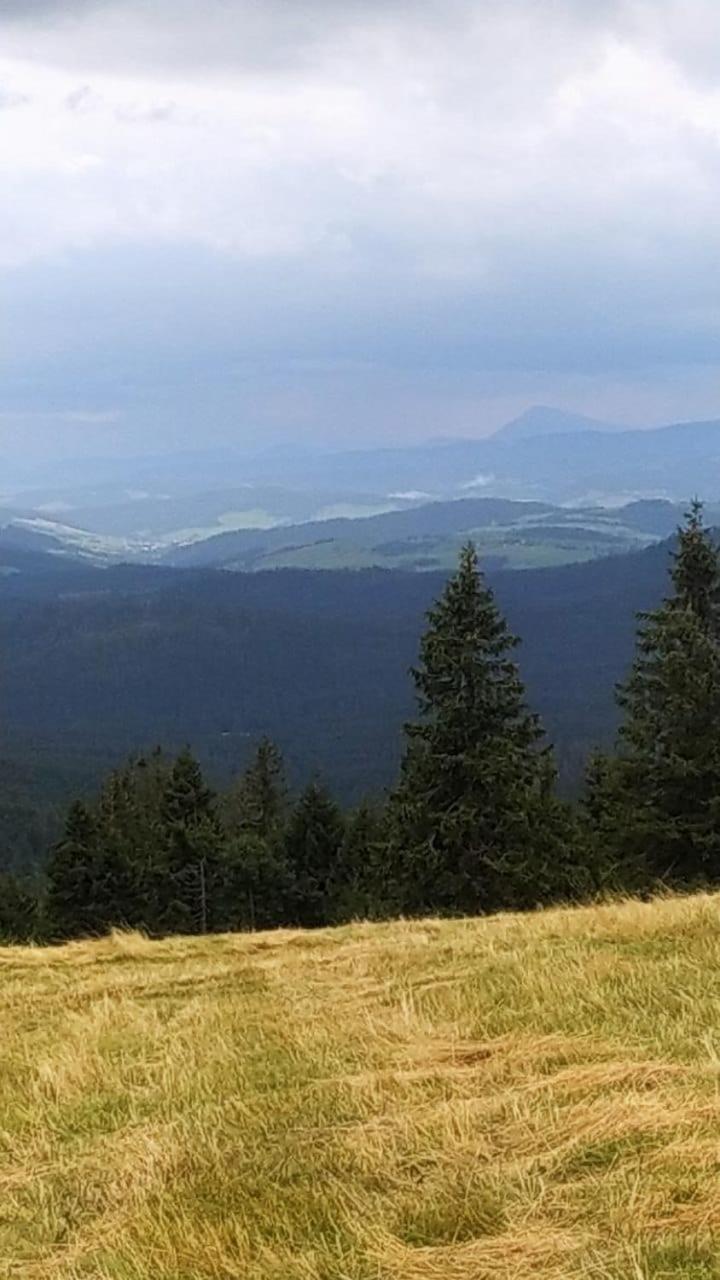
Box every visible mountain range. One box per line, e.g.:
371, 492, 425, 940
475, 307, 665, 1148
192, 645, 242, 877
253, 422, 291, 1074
2, 407, 720, 570
490, 405, 627, 441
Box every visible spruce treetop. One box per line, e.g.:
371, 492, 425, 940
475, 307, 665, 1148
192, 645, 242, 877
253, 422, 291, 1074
388, 542, 567, 915
162, 748, 216, 827
229, 738, 287, 839
410, 540, 542, 753
603, 499, 720, 886
669, 499, 720, 634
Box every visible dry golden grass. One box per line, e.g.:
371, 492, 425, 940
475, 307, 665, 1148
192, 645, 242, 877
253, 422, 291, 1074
4, 894, 720, 1277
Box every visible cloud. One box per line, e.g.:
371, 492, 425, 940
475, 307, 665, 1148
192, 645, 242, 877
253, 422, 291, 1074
0, 1, 463, 77
0, 0, 719, 452
0, 1, 717, 270
0, 86, 28, 107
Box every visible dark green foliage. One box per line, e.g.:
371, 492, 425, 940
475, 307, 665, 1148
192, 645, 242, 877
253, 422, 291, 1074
668, 498, 720, 634
327, 804, 388, 922
0, 873, 38, 942
42, 750, 236, 941
284, 782, 345, 927
510, 758, 586, 907
44, 801, 100, 939
589, 504, 720, 888
579, 752, 642, 892
222, 739, 287, 840
91, 771, 145, 930
89, 751, 173, 932
155, 749, 225, 935
45, 782, 145, 938
220, 834, 293, 931
387, 544, 572, 915
615, 604, 720, 884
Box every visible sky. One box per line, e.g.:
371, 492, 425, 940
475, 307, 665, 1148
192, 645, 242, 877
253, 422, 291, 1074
1, 0, 720, 461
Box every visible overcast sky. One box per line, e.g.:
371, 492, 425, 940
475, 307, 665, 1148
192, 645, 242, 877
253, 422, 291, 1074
2, 0, 720, 460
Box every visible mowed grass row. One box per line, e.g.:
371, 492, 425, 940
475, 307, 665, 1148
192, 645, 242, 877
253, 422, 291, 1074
3, 896, 720, 1278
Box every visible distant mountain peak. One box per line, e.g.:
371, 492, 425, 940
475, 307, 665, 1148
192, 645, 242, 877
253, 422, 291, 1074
494, 405, 626, 442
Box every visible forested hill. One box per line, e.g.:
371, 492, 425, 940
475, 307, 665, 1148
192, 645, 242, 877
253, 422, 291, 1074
0, 539, 673, 870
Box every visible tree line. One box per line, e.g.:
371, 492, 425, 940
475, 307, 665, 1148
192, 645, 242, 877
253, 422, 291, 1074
2, 501, 719, 942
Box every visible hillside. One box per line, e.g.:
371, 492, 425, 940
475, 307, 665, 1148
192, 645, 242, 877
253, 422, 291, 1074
4, 893, 720, 1278
0, 542, 672, 869
6, 414, 720, 565
162, 496, 672, 572
2, 494, 680, 572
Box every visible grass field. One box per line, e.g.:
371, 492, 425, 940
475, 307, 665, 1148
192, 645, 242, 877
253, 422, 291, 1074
4, 895, 720, 1278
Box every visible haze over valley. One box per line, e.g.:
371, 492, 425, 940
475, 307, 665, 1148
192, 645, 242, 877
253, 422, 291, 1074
4, 405, 720, 572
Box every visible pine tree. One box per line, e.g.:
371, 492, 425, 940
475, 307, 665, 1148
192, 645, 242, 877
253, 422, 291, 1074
155, 749, 224, 935
387, 542, 571, 915
284, 782, 345, 927
327, 803, 387, 923
44, 801, 100, 939
591, 503, 720, 887
222, 739, 287, 840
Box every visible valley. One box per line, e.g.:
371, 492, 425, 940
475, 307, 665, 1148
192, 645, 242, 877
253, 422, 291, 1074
2, 403, 717, 877
3, 408, 720, 575
0, 537, 670, 870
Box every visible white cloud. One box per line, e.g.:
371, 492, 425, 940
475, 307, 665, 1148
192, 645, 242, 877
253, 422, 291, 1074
1, 0, 720, 453
0, 0, 718, 273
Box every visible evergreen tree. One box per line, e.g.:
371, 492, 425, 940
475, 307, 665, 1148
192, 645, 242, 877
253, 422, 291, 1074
284, 782, 345, 927
590, 503, 720, 887
155, 749, 224, 935
327, 803, 387, 923
387, 542, 571, 915
668, 498, 720, 634
220, 833, 293, 931
92, 768, 145, 929
615, 602, 720, 884
578, 751, 641, 892
0, 873, 38, 942
44, 801, 100, 939
94, 751, 172, 931
222, 738, 287, 840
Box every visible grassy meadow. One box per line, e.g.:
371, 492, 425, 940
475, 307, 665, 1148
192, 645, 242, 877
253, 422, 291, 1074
4, 895, 720, 1278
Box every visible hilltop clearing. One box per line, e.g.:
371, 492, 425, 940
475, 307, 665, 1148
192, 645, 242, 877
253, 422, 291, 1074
4, 894, 720, 1277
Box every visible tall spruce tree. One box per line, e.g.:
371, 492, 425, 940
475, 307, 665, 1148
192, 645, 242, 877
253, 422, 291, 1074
44, 800, 100, 939
588, 502, 720, 887
284, 782, 345, 927
222, 738, 287, 840
387, 542, 571, 915
327, 803, 387, 923
155, 749, 224, 935
97, 752, 172, 931
91, 768, 146, 930
668, 498, 720, 634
